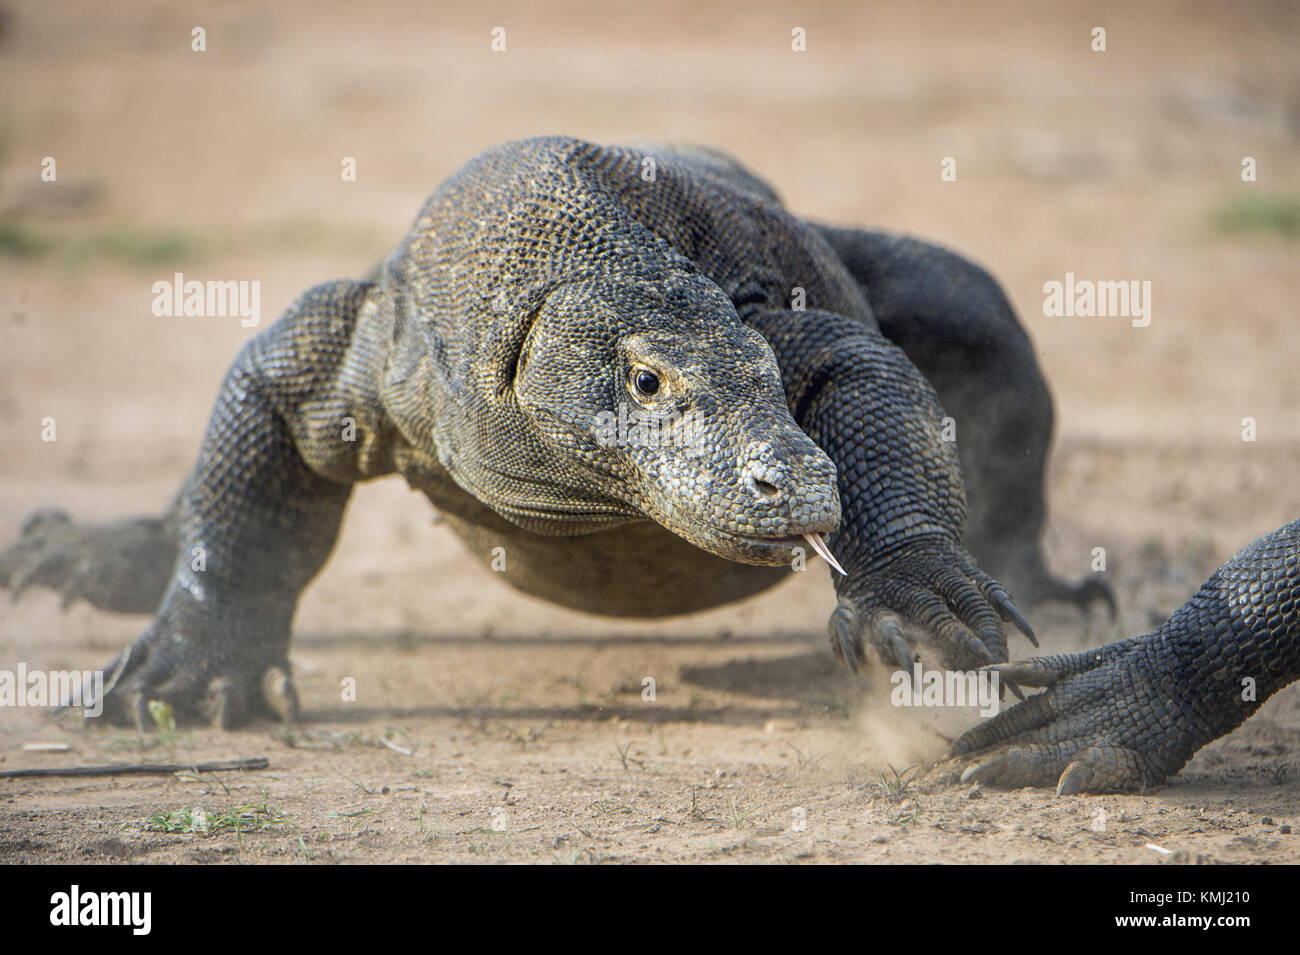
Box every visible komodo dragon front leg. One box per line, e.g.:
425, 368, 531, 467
814, 226, 1114, 616
931, 518, 1300, 793
4, 281, 381, 728
747, 306, 1035, 674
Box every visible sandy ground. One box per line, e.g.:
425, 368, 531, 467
0, 0, 1298, 864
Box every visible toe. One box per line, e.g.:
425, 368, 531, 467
261, 667, 299, 722
828, 601, 863, 672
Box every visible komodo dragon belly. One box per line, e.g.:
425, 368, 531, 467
396, 453, 790, 617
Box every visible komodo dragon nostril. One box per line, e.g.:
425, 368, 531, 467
748, 476, 781, 500
741, 441, 788, 502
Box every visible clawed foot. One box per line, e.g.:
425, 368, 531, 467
5, 507, 295, 729
924, 639, 1174, 794
72, 595, 300, 730
828, 539, 1037, 674
1, 508, 174, 614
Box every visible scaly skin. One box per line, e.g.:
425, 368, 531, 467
4, 136, 1082, 727
814, 226, 1113, 615
930, 519, 1300, 794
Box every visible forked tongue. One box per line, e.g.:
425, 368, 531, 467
802, 533, 847, 576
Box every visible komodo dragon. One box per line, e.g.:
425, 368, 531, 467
2, 135, 1111, 729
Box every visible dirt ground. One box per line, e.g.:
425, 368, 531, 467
1, 0, 1298, 864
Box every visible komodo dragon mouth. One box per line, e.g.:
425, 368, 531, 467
725, 530, 847, 574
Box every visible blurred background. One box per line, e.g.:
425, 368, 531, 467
1, 0, 1298, 686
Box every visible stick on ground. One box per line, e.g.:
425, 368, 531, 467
0, 757, 269, 779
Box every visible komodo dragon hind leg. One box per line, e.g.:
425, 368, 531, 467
814, 225, 1114, 618
928, 517, 1300, 794
0, 500, 179, 615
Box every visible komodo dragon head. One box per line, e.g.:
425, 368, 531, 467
385, 137, 843, 570
511, 269, 843, 569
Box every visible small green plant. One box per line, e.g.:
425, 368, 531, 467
615, 739, 646, 771
145, 792, 286, 835
875, 764, 920, 799
326, 808, 377, 819
587, 799, 631, 816
684, 787, 715, 823
728, 798, 756, 830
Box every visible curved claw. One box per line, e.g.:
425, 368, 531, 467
52, 647, 133, 722
993, 592, 1038, 648
959, 754, 1005, 785
130, 692, 151, 733
982, 659, 1065, 689
829, 603, 861, 673
828, 603, 917, 673
205, 677, 239, 730
1055, 759, 1093, 796
838, 632, 858, 673
868, 611, 912, 671
261, 667, 299, 723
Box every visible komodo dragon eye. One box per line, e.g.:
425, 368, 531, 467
631, 367, 661, 398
